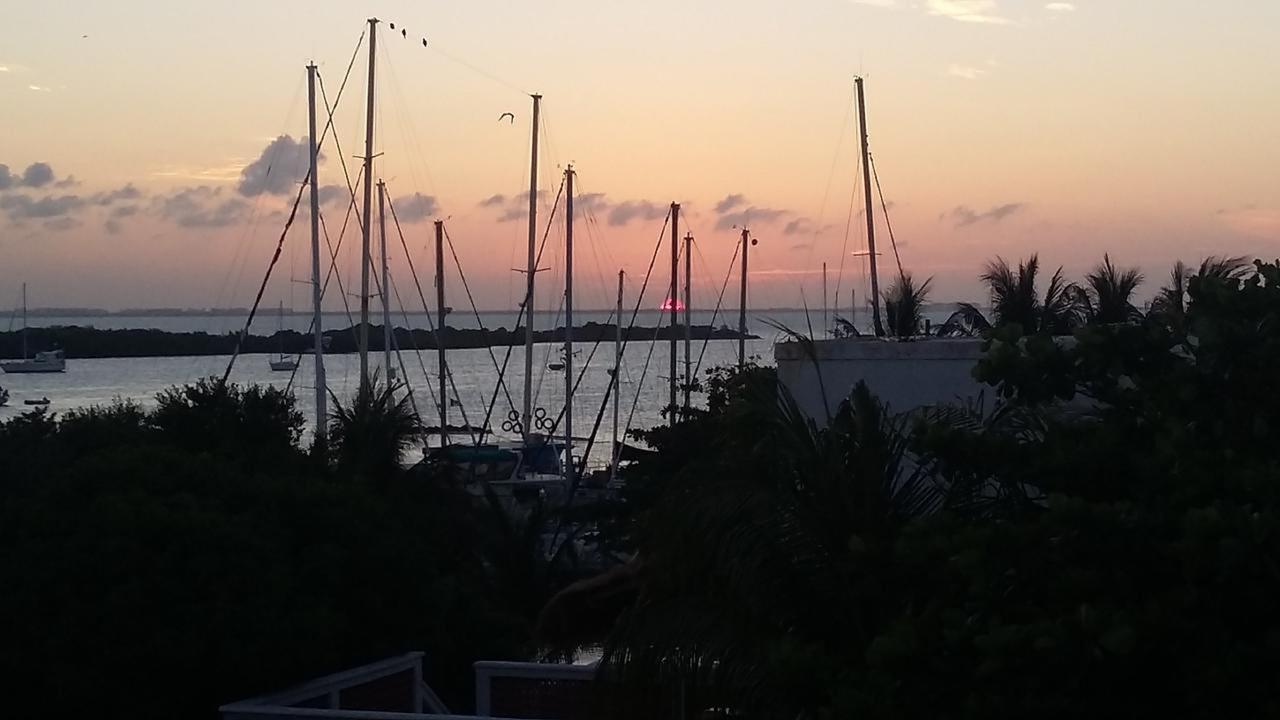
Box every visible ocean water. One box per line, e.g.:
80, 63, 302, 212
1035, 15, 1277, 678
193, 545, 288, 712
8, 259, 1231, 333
0, 338, 777, 468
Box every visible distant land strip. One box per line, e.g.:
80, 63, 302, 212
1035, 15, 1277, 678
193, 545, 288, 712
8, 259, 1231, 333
0, 322, 757, 360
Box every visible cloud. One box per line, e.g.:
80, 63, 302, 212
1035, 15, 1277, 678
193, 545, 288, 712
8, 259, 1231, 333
607, 200, 668, 227
110, 204, 139, 218
28, 84, 50, 92
392, 193, 439, 223
789, 242, 814, 252
1, 194, 85, 219
481, 190, 552, 222
1045, 2, 1076, 12
926, 0, 1010, 24
0, 165, 11, 190
784, 218, 820, 235
714, 194, 747, 214
574, 192, 609, 213
478, 193, 507, 207
236, 135, 313, 197
947, 64, 987, 79
93, 183, 143, 205
948, 202, 1026, 227
44, 216, 79, 232
315, 184, 348, 206
20, 162, 54, 188
716, 207, 788, 231
104, 219, 123, 235
54, 175, 79, 188
154, 186, 249, 228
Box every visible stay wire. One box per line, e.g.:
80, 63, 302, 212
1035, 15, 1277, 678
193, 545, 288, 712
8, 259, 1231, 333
442, 225, 518, 412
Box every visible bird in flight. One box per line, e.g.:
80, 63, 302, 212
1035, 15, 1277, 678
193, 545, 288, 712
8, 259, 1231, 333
498, 112, 515, 124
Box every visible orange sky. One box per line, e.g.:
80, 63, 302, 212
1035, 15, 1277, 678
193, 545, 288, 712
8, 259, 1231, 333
1, 0, 1277, 311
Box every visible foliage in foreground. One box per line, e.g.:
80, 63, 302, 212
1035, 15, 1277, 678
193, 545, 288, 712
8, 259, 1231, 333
0, 381, 543, 720
565, 260, 1280, 718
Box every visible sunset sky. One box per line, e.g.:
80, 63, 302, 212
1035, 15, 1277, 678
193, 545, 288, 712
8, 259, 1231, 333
2, 0, 1277, 312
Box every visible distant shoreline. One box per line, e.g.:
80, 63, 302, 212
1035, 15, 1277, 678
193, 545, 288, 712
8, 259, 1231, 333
14, 303, 971, 318
0, 322, 758, 360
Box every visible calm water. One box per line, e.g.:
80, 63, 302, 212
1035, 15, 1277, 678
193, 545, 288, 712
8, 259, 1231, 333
0, 339, 777, 467
3, 306, 962, 466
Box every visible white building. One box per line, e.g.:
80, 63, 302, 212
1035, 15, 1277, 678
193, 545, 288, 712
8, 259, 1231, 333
774, 337, 987, 423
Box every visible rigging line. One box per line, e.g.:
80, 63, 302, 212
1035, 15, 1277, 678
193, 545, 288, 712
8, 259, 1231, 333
833, 144, 862, 328
693, 237, 741, 380
426, 43, 529, 96
384, 194, 475, 440
869, 151, 907, 286
471, 176, 565, 446
388, 275, 446, 438
221, 179, 307, 383
622, 318, 666, 448
283, 194, 365, 397
804, 86, 855, 277
442, 225, 518, 411
530, 306, 616, 463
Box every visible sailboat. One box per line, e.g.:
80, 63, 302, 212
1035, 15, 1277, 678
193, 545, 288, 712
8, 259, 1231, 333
268, 301, 299, 371
1, 284, 66, 374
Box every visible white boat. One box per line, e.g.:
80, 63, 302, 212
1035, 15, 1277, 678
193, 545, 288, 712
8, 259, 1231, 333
2, 350, 66, 374
268, 301, 299, 371
2, 284, 66, 374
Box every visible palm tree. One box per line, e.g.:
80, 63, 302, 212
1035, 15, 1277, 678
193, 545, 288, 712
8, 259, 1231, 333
939, 255, 1081, 336
1149, 256, 1251, 333
1082, 254, 1144, 324
544, 373, 943, 718
328, 373, 422, 481
882, 273, 933, 338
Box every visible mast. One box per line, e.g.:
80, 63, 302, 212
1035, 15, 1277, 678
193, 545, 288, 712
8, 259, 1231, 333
359, 17, 379, 388
377, 180, 394, 380
20, 282, 27, 360
738, 228, 749, 368
856, 76, 885, 337
668, 203, 679, 425
563, 166, 575, 484
611, 270, 623, 483
522, 94, 541, 441
822, 262, 828, 339
306, 62, 326, 436
683, 232, 692, 411
435, 220, 447, 442
277, 301, 285, 357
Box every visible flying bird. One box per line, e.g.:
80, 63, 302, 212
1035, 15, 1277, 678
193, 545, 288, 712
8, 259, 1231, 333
422, 38, 428, 47
498, 112, 515, 124
402, 29, 407, 38
389, 22, 395, 29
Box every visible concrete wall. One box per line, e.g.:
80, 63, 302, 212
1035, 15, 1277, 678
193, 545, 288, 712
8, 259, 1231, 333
774, 338, 987, 422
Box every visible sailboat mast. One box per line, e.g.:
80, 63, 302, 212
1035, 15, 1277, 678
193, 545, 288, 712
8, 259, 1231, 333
359, 17, 378, 388
683, 232, 692, 411
20, 282, 27, 360
522, 94, 541, 441
823, 262, 828, 338
611, 269, 623, 483
738, 228, 749, 368
432, 220, 448, 442
306, 63, 326, 436
668, 203, 679, 425
377, 180, 393, 380
856, 76, 885, 337
564, 166, 575, 484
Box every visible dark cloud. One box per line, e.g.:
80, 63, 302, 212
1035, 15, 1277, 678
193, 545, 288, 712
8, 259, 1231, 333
714, 194, 746, 214
21, 162, 54, 188
110, 204, 139, 218
93, 183, 143, 205
485, 190, 550, 223
104, 218, 123, 235
393, 193, 439, 223
0, 164, 13, 190
478, 193, 507, 207
607, 200, 667, 227
316, 184, 348, 206
949, 203, 1025, 228
574, 192, 609, 213
54, 175, 79, 188
237, 135, 313, 197
715, 206, 788, 231
1, 193, 86, 219
784, 218, 818, 235
44, 216, 79, 232
155, 186, 249, 228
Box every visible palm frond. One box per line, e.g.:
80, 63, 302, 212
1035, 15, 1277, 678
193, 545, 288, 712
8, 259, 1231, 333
1084, 253, 1145, 324
937, 302, 992, 337
882, 273, 933, 338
